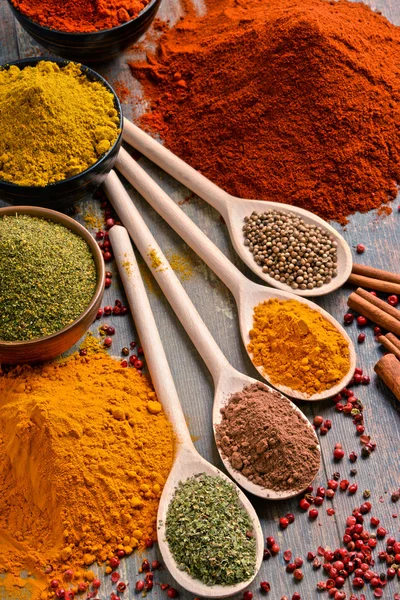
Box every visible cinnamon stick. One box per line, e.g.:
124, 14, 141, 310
352, 264, 400, 285
386, 333, 400, 351
374, 353, 400, 401
347, 292, 400, 337
347, 273, 400, 295
377, 336, 400, 359
355, 288, 400, 322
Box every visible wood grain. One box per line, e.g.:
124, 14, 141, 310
0, 0, 400, 598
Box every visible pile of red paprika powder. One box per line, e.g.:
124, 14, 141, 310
11, 0, 151, 32
129, 0, 400, 224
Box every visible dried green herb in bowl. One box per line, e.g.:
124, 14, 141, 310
165, 473, 257, 585
0, 214, 97, 341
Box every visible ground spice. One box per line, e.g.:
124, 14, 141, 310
166, 251, 194, 281
248, 299, 350, 396
0, 215, 97, 341
0, 350, 174, 600
114, 80, 131, 102
166, 474, 256, 585
0, 61, 120, 186
129, 0, 400, 224
215, 383, 320, 492
11, 0, 151, 33
149, 248, 163, 270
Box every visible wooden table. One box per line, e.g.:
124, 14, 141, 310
1, 1, 399, 599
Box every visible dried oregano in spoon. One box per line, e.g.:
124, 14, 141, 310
165, 473, 256, 585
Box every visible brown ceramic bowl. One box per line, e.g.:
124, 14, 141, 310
0, 206, 105, 364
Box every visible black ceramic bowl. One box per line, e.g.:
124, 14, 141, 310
6, 0, 162, 63
0, 57, 123, 208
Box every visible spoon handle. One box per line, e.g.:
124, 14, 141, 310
115, 148, 244, 298
105, 170, 232, 384
108, 223, 194, 450
123, 118, 231, 217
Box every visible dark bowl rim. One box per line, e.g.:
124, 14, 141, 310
0, 205, 105, 348
6, 0, 159, 36
0, 56, 123, 192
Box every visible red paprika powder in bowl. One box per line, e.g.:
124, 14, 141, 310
6, 0, 162, 62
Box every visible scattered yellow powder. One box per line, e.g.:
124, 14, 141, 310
82, 204, 103, 230
148, 248, 163, 270
122, 253, 133, 278
166, 251, 194, 281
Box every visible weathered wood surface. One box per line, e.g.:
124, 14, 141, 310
0, 0, 400, 598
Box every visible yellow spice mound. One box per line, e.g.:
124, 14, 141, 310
0, 351, 174, 599
0, 61, 120, 186
248, 299, 350, 396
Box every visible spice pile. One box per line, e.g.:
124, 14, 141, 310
0, 61, 120, 186
243, 211, 338, 290
0, 215, 97, 341
11, 0, 151, 32
0, 350, 174, 599
166, 474, 256, 585
129, 0, 400, 223
215, 383, 320, 491
248, 299, 350, 395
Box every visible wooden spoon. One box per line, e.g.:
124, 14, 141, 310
108, 224, 264, 598
114, 150, 356, 401
122, 117, 352, 297
105, 170, 321, 499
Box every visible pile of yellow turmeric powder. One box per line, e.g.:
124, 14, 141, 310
0, 351, 174, 600
0, 61, 120, 186
248, 299, 350, 396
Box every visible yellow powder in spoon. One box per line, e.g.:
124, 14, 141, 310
248, 298, 350, 396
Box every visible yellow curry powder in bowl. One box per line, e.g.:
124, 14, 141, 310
0, 350, 174, 599
0, 60, 120, 186
248, 298, 350, 396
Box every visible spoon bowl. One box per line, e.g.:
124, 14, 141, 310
226, 198, 352, 296
157, 446, 264, 598
237, 280, 357, 401
109, 225, 264, 597
122, 118, 352, 297
114, 150, 356, 401
105, 171, 321, 499
212, 368, 320, 498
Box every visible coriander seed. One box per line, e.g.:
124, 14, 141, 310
243, 210, 338, 290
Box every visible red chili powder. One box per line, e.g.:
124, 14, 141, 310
11, 0, 150, 32
129, 0, 400, 224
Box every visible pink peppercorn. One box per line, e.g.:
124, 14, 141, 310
279, 517, 289, 529
293, 569, 303, 580
286, 513, 295, 524
356, 244, 365, 254
260, 582, 271, 593
334, 448, 345, 460
309, 508, 319, 519
376, 527, 387, 538
292, 594, 301, 600
271, 543, 280, 555
299, 498, 310, 510
116, 582, 127, 593
243, 592, 253, 600
266, 536, 275, 547
344, 313, 354, 324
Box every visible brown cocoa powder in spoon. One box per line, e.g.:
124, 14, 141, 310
215, 383, 320, 492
